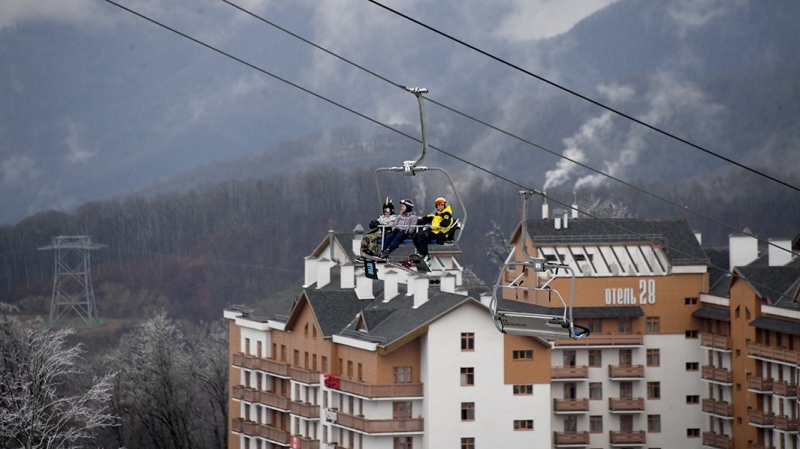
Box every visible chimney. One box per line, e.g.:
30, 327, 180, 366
383, 269, 400, 302
355, 271, 374, 299
542, 194, 549, 219
768, 238, 793, 267
440, 273, 456, 293
729, 229, 758, 271
562, 209, 569, 229
554, 209, 563, 230
340, 263, 355, 289
571, 191, 578, 219
316, 258, 332, 289
694, 231, 702, 245
303, 256, 317, 288
352, 224, 364, 256
411, 275, 429, 309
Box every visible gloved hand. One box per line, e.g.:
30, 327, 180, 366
369, 220, 379, 229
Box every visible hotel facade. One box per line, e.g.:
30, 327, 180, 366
225, 209, 800, 449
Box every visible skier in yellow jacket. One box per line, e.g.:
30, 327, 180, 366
413, 197, 456, 266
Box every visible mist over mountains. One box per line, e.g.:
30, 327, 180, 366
2, 0, 799, 226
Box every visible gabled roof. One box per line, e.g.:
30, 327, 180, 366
734, 266, 800, 306
703, 246, 731, 296
750, 316, 800, 336
285, 289, 373, 337
525, 218, 709, 266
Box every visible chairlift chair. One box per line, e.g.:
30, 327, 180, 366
489, 191, 590, 340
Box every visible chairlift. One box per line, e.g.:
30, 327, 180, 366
373, 87, 466, 244
489, 190, 590, 340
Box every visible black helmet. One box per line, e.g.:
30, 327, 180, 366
383, 197, 395, 213
400, 199, 414, 211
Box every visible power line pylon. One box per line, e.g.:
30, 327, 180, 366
38, 236, 105, 327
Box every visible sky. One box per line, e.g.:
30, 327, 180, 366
0, 0, 621, 225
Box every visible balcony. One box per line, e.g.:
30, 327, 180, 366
608, 397, 644, 412
553, 431, 589, 446
291, 436, 320, 449
554, 333, 643, 347
609, 430, 645, 445
551, 366, 589, 380
608, 364, 644, 379
774, 380, 798, 398
232, 353, 290, 377
291, 400, 320, 419
748, 375, 774, 393
232, 385, 290, 411
231, 418, 290, 444
325, 409, 424, 434
290, 367, 321, 385
774, 415, 799, 433
702, 398, 734, 418
701, 333, 732, 351
553, 398, 590, 413
748, 342, 800, 364
702, 431, 733, 449
748, 409, 775, 427
335, 378, 423, 399
701, 365, 733, 384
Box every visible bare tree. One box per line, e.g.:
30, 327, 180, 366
0, 303, 117, 449
484, 220, 512, 265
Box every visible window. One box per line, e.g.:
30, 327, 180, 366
619, 382, 633, 399
244, 370, 251, 388
245, 338, 251, 354
321, 356, 328, 373
589, 416, 603, 433
685, 362, 699, 371
305, 352, 309, 369
280, 345, 287, 362
589, 382, 602, 400
618, 317, 632, 333
393, 366, 412, 384
646, 349, 660, 367
563, 383, 577, 399
460, 438, 475, 449
647, 382, 661, 399
294, 350, 300, 366
461, 402, 475, 421
347, 361, 354, 378
687, 428, 700, 437
588, 350, 602, 367
588, 319, 602, 334
685, 297, 697, 305
272, 343, 277, 360
461, 367, 475, 386
393, 437, 413, 449
338, 358, 344, 375
619, 349, 632, 366
393, 401, 412, 419
313, 354, 318, 371
686, 395, 700, 404
685, 330, 699, 339
304, 323, 309, 336
358, 363, 363, 381
648, 415, 661, 432
564, 415, 577, 432
257, 341, 262, 357
513, 385, 533, 395
620, 415, 633, 432
256, 372, 262, 391
512, 350, 533, 360
645, 317, 660, 333
513, 420, 533, 431
312, 325, 317, 339
461, 332, 475, 351
563, 350, 576, 367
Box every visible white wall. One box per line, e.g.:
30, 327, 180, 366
422, 302, 552, 449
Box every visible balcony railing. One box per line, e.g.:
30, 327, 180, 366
748, 342, 800, 364
748, 375, 774, 393
291, 400, 320, 419
551, 365, 589, 380
701, 333, 732, 351
553, 431, 589, 445
609, 430, 645, 444
554, 333, 643, 347
774, 415, 799, 432
702, 431, 733, 449
748, 409, 775, 427
774, 380, 798, 398
232, 385, 290, 411
702, 398, 733, 417
702, 365, 733, 384
231, 418, 290, 444
291, 436, 320, 449
554, 398, 589, 413
749, 443, 776, 449
232, 353, 290, 377
325, 409, 423, 434
336, 378, 423, 399
608, 364, 644, 379
290, 367, 321, 385
608, 397, 644, 412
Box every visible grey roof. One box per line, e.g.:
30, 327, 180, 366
526, 218, 709, 266
703, 246, 731, 296
303, 289, 373, 338
750, 316, 800, 336
736, 266, 800, 306
693, 306, 730, 321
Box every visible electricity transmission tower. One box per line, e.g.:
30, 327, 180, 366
38, 236, 105, 327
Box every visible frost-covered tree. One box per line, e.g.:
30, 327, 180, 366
0, 303, 117, 449
484, 220, 512, 266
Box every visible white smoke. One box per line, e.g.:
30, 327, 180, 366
543, 110, 613, 190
